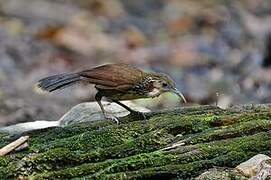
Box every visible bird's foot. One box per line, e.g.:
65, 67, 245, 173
130, 111, 146, 120
104, 114, 119, 124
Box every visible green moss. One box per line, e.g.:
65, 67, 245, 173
0, 133, 11, 147
0, 104, 270, 179
185, 119, 271, 144
27, 132, 271, 179
23, 129, 171, 174
0, 156, 11, 166
30, 152, 177, 179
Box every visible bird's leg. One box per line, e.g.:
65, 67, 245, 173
112, 100, 146, 120
95, 93, 119, 124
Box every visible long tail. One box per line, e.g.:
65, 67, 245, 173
37, 73, 81, 92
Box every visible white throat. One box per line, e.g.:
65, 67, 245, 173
148, 88, 161, 98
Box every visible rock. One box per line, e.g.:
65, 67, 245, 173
196, 168, 248, 180
1, 0, 79, 23
0, 120, 60, 134
196, 169, 232, 180
124, 25, 147, 49
0, 101, 150, 134
217, 95, 232, 109
198, 155, 271, 180
59, 101, 150, 126
235, 154, 271, 177
250, 159, 271, 180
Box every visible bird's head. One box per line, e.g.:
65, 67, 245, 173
149, 73, 187, 103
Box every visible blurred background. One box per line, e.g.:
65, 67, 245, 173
0, 0, 270, 126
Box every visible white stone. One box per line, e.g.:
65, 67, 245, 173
250, 159, 271, 180
235, 154, 271, 177
0, 101, 150, 134
59, 101, 150, 126
0, 120, 60, 134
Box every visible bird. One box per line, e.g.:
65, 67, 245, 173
37, 63, 187, 123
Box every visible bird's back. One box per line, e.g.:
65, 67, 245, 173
79, 64, 145, 89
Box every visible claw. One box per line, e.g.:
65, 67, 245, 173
111, 116, 119, 124
130, 111, 146, 120
104, 114, 119, 124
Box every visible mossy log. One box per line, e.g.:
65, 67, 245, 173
0, 104, 271, 179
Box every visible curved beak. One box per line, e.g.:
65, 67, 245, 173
172, 88, 187, 103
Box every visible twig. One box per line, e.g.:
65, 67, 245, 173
161, 140, 185, 151
0, 136, 29, 156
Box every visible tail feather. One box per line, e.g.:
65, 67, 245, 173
37, 73, 81, 92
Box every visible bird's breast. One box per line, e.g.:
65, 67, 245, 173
131, 77, 162, 98
108, 90, 149, 101
100, 87, 161, 101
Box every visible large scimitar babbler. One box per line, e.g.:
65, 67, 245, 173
37, 63, 187, 123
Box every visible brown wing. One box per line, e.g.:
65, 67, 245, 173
78, 64, 145, 89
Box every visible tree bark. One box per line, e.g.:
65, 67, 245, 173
0, 104, 270, 179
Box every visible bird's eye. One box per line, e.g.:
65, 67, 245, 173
162, 82, 168, 87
